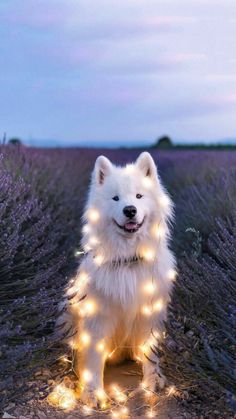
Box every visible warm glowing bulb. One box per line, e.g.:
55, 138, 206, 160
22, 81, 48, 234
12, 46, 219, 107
96, 340, 105, 352
89, 235, 99, 246
83, 405, 92, 414
82, 369, 92, 383
78, 271, 89, 285
121, 406, 129, 415
142, 247, 156, 262
81, 299, 97, 316
111, 384, 127, 402
146, 409, 155, 417
80, 331, 91, 347
87, 208, 100, 223
95, 388, 107, 401
74, 249, 85, 257
167, 268, 177, 281
167, 385, 176, 396
151, 223, 166, 239
153, 298, 164, 312
47, 384, 77, 410
94, 254, 104, 266
108, 348, 116, 358
139, 343, 150, 355
143, 280, 156, 295
141, 304, 152, 316
142, 177, 153, 189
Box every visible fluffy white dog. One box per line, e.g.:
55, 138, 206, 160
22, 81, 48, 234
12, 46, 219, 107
63, 152, 176, 407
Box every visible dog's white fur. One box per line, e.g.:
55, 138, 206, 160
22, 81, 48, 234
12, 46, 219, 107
63, 152, 176, 407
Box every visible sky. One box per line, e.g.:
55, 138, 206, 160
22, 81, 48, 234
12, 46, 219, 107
1, 0, 236, 147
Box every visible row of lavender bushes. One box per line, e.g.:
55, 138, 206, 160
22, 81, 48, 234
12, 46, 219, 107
1, 146, 235, 413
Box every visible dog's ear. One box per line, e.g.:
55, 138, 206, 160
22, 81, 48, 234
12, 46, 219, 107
136, 152, 157, 178
94, 155, 112, 185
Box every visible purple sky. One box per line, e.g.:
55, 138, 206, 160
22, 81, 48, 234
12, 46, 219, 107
1, 0, 236, 147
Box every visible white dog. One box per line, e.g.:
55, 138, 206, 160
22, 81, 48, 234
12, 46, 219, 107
63, 152, 176, 407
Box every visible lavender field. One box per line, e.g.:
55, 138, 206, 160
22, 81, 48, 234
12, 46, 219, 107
0, 145, 235, 417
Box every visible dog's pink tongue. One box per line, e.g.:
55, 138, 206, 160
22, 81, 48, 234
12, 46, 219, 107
125, 222, 138, 230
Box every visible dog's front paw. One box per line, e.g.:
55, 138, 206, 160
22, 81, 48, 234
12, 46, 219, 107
79, 385, 109, 410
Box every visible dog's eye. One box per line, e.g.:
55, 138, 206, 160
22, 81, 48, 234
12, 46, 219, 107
136, 194, 143, 199
112, 195, 119, 201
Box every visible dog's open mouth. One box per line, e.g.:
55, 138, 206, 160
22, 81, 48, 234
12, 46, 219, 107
114, 218, 144, 233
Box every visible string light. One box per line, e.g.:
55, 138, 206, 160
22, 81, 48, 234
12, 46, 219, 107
47, 384, 77, 411
82, 369, 93, 383
167, 385, 176, 396
141, 247, 156, 262
167, 268, 177, 281
141, 304, 152, 316
74, 249, 85, 257
94, 253, 104, 266
153, 298, 164, 312
83, 405, 92, 415
80, 298, 97, 317
80, 331, 91, 347
108, 348, 116, 359
87, 208, 100, 223
146, 409, 155, 418
151, 222, 166, 239
111, 384, 127, 403
89, 235, 99, 246
96, 340, 105, 352
143, 280, 156, 295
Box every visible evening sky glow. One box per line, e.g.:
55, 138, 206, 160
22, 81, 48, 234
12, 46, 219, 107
1, 0, 236, 146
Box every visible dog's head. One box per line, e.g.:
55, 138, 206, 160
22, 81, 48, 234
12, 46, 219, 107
85, 152, 172, 241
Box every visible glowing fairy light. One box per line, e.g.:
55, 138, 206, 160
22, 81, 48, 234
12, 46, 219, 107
111, 384, 127, 402
95, 388, 107, 402
142, 177, 153, 189
143, 280, 156, 295
142, 247, 156, 262
89, 235, 99, 246
80, 298, 97, 317
82, 369, 93, 383
108, 348, 116, 359
83, 405, 92, 415
151, 222, 166, 239
167, 268, 177, 281
167, 385, 176, 396
79, 271, 89, 283
146, 409, 155, 418
94, 253, 104, 266
139, 342, 150, 355
96, 340, 105, 352
158, 194, 170, 209
152, 329, 161, 340
135, 355, 142, 362
153, 298, 164, 312
74, 249, 85, 257
82, 224, 91, 234
141, 304, 152, 316
80, 331, 91, 347
47, 384, 77, 411
87, 208, 100, 223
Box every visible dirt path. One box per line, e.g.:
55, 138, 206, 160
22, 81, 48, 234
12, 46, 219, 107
2, 362, 189, 419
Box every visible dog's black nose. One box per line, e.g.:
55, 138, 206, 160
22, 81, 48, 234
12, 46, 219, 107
123, 205, 137, 219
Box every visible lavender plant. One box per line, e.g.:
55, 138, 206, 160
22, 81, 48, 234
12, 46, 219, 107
0, 147, 235, 416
